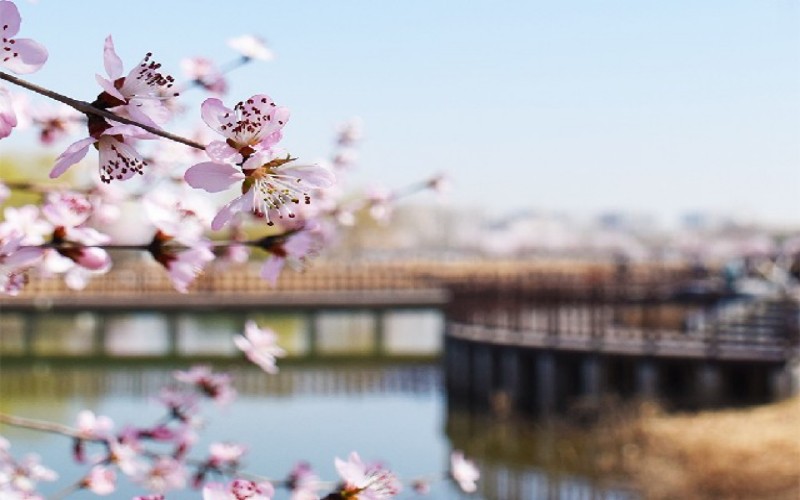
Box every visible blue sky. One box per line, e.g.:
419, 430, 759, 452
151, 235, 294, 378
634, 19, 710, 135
4, 0, 800, 225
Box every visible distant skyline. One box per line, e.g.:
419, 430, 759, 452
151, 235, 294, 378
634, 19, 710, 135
2, 0, 799, 227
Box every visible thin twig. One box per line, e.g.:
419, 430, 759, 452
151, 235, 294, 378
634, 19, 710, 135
0, 70, 206, 151
48, 480, 83, 500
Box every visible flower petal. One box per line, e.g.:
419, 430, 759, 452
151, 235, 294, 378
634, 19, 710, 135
103, 35, 123, 79
2, 38, 48, 74
75, 247, 112, 272
50, 137, 95, 178
211, 190, 253, 231
97, 136, 146, 182
184, 162, 244, 193
0, 87, 17, 139
0, 1, 21, 37
95, 74, 126, 102
277, 163, 336, 189
4, 246, 43, 268
205, 140, 239, 163
227, 35, 274, 61
259, 256, 284, 286
200, 98, 232, 135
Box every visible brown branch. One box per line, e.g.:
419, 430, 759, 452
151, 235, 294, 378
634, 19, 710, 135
0, 71, 206, 151
0, 412, 84, 439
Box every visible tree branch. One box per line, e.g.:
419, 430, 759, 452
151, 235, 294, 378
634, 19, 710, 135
0, 71, 206, 151
0, 412, 83, 439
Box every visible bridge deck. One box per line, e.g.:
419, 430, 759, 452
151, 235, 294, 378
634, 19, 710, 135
2, 260, 797, 364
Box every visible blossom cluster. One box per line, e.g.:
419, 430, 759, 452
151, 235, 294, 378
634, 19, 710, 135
0, 0, 448, 296
0, 4, 474, 497
0, 0, 339, 294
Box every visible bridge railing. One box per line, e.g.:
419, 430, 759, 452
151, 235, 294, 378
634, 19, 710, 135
442, 266, 800, 362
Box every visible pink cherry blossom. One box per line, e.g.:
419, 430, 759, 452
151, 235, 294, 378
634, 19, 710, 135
332, 148, 358, 170
1, 230, 43, 269
333, 452, 401, 499
156, 387, 200, 421
83, 466, 116, 496
95, 35, 177, 126
228, 35, 274, 61
147, 230, 215, 293
365, 186, 393, 223
184, 95, 335, 229
108, 436, 146, 477
0, 0, 48, 74
143, 186, 214, 240
286, 462, 322, 500
43, 195, 113, 276
42, 191, 93, 229
134, 456, 187, 493
182, 57, 227, 94
208, 442, 246, 467
203, 479, 274, 500
0, 445, 58, 496
76, 410, 114, 440
449, 451, 479, 493
50, 124, 152, 183
336, 117, 363, 147
188, 151, 335, 230
0, 230, 43, 295
0, 204, 51, 244
174, 366, 236, 405
199, 94, 289, 159
234, 321, 286, 374
32, 103, 82, 145
1, 264, 29, 295
256, 228, 320, 286
0, 86, 17, 139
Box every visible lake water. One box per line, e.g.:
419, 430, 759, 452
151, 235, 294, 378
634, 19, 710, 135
0, 310, 636, 499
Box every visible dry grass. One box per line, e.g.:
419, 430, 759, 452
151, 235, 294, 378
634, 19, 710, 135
598, 398, 800, 499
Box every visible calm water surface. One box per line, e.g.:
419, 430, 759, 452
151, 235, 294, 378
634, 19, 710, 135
0, 311, 636, 499
0, 364, 637, 499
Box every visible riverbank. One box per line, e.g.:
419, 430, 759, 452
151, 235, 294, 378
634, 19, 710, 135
599, 396, 800, 499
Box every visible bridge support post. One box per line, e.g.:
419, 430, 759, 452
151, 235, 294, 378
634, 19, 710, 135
497, 347, 520, 414
22, 312, 35, 356
166, 314, 179, 357
768, 365, 792, 400
446, 336, 470, 401
636, 358, 658, 399
471, 344, 493, 410
306, 310, 319, 358
581, 354, 604, 401
92, 313, 106, 357
536, 350, 556, 415
696, 362, 722, 408
373, 309, 386, 357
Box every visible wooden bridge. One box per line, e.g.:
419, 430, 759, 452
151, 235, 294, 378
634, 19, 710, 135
441, 266, 799, 414
2, 259, 798, 411
0, 260, 449, 312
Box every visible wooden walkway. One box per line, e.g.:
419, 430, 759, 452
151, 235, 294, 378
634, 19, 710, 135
0, 260, 450, 311
3, 259, 798, 363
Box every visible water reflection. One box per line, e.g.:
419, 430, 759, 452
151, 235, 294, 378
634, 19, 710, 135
0, 309, 444, 359
446, 411, 635, 499
0, 363, 638, 499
